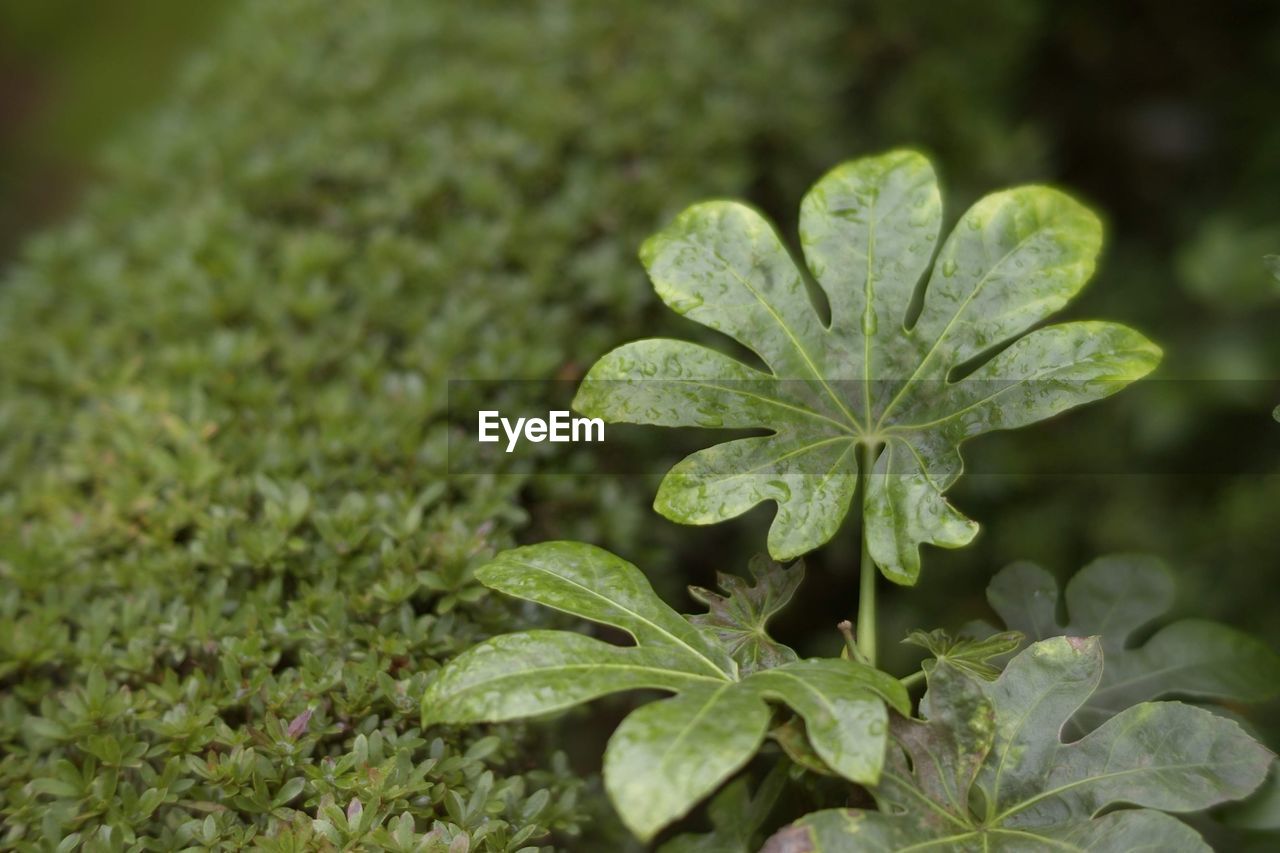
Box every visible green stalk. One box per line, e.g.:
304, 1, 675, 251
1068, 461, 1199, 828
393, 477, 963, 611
857, 441, 879, 668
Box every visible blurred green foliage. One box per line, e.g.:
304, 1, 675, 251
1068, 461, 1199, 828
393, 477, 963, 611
0, 0, 852, 847
2, 0, 1279, 848
0, 0, 231, 256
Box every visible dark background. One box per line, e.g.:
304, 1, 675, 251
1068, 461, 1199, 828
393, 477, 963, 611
0, 1, 227, 257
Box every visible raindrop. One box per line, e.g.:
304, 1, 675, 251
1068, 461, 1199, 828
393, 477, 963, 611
695, 405, 724, 428
768, 479, 792, 502
669, 294, 704, 313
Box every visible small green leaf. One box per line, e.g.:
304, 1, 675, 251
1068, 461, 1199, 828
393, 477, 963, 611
272, 776, 306, 808
604, 683, 771, 841
903, 628, 1023, 680
1266, 254, 1280, 281
29, 777, 83, 798
687, 555, 801, 675
987, 555, 1280, 733
575, 150, 1160, 580
764, 637, 1272, 852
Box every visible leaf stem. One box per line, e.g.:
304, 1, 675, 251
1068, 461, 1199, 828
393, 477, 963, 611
857, 442, 879, 668
899, 670, 925, 689
837, 619, 869, 665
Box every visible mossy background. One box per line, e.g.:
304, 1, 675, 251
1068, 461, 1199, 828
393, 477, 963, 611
1, 0, 1278, 850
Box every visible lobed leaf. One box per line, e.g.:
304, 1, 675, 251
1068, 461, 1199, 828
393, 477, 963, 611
687, 555, 802, 675
422, 541, 902, 841
575, 150, 1160, 581
903, 627, 1023, 680
987, 555, 1280, 734
764, 637, 1272, 852
978, 637, 1270, 824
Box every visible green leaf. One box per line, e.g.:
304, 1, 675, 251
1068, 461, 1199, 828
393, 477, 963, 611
687, 555, 802, 675
1268, 254, 1280, 281
272, 776, 306, 809
422, 631, 722, 725
762, 808, 1213, 852
603, 654, 906, 840
764, 637, 1272, 852
903, 627, 1023, 680
422, 542, 900, 841
477, 541, 734, 678
575, 150, 1160, 581
987, 555, 1280, 734
604, 683, 772, 840
748, 659, 907, 784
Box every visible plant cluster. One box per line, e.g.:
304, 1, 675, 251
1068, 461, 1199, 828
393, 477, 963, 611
425, 152, 1279, 849
5, 0, 1280, 850
0, 0, 855, 848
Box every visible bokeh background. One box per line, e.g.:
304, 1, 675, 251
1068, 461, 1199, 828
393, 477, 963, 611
1, 0, 1277, 849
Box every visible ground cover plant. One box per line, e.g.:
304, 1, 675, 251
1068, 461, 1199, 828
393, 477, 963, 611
0, 1, 855, 848
424, 152, 1279, 849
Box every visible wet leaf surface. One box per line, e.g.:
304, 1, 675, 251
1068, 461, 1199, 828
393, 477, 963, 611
575, 150, 1160, 581
764, 637, 1272, 852
422, 542, 906, 840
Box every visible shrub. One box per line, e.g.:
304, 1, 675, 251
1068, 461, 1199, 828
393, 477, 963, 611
0, 1, 853, 848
